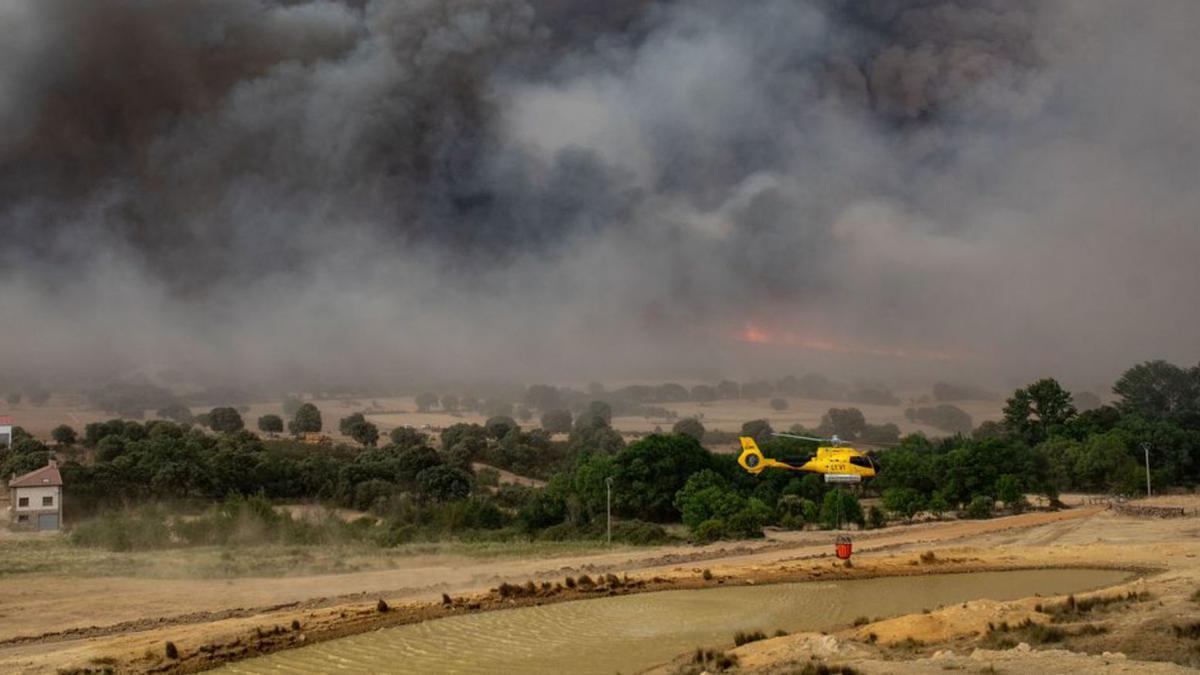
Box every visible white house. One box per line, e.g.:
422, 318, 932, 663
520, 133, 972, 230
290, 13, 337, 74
8, 461, 63, 531
0, 416, 12, 447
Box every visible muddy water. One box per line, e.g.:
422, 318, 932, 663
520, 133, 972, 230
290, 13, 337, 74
220, 569, 1126, 675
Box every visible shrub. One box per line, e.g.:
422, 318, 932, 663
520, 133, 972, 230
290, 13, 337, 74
867, 506, 886, 530
695, 519, 727, 543
966, 495, 994, 519
733, 630, 767, 646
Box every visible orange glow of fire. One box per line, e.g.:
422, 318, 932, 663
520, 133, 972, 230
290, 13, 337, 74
738, 323, 965, 362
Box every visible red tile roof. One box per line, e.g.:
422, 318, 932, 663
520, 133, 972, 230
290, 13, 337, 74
0, 416, 12, 425
9, 463, 62, 488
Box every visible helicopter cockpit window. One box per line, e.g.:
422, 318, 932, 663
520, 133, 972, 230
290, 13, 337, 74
849, 456, 873, 468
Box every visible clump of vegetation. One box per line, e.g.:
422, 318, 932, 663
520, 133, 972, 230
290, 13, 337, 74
164, 641, 179, 659
564, 576, 576, 588
376, 598, 389, 613
684, 648, 737, 673
986, 618, 1064, 646
702, 568, 713, 581
1173, 622, 1200, 639
797, 663, 860, 675
852, 616, 870, 627
919, 550, 938, 564
733, 629, 767, 646
1044, 591, 1151, 621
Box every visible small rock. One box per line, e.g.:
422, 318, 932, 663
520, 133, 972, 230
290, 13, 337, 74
1015, 642, 1031, 653
932, 650, 955, 660
1102, 651, 1126, 660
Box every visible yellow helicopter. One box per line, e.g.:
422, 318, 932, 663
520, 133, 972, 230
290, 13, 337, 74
737, 433, 877, 483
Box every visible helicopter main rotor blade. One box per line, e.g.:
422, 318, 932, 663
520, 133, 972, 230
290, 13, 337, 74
771, 432, 830, 443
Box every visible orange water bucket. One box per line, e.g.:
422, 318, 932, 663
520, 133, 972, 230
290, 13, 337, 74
835, 535, 853, 560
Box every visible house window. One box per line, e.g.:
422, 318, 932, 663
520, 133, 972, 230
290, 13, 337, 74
17, 497, 28, 507
16, 515, 28, 522
43, 496, 53, 507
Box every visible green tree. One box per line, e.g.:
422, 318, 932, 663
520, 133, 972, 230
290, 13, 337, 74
994, 474, 1024, 511
290, 403, 322, 434
820, 489, 864, 529
1113, 360, 1200, 425
675, 471, 743, 531
611, 434, 715, 521
416, 466, 472, 502
441, 394, 459, 412
927, 493, 950, 519
540, 409, 573, 434
821, 408, 867, 439
966, 495, 993, 519
769, 397, 788, 411
392, 425, 431, 449
672, 417, 705, 442
881, 487, 925, 522
575, 401, 613, 430
257, 414, 284, 435
208, 407, 244, 434
51, 425, 78, 446
740, 419, 774, 445
339, 413, 379, 447
1003, 378, 1077, 444
485, 416, 518, 440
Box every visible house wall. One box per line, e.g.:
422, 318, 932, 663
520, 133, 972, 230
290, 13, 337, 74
13, 486, 60, 511
0, 425, 11, 447
9, 486, 62, 531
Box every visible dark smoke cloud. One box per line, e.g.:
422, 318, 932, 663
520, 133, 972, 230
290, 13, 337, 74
1, 0, 1197, 392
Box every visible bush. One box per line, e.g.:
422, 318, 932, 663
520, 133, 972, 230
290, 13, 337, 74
733, 630, 767, 646
966, 495, 994, 519
867, 506, 886, 530
695, 519, 728, 543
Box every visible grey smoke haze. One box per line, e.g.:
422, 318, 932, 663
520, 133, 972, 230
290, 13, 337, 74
0, 0, 1197, 392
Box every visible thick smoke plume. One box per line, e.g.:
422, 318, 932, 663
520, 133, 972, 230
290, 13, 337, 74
1, 0, 1197, 392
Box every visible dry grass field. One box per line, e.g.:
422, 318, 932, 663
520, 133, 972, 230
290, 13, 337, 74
0, 392, 1002, 446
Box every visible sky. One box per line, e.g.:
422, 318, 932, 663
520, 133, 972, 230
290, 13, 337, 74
0, 0, 1197, 394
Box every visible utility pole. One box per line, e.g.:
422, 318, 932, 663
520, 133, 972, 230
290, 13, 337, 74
606, 477, 614, 545
1141, 442, 1152, 498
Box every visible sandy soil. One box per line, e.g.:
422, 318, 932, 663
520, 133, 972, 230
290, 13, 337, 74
6, 503, 1181, 673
